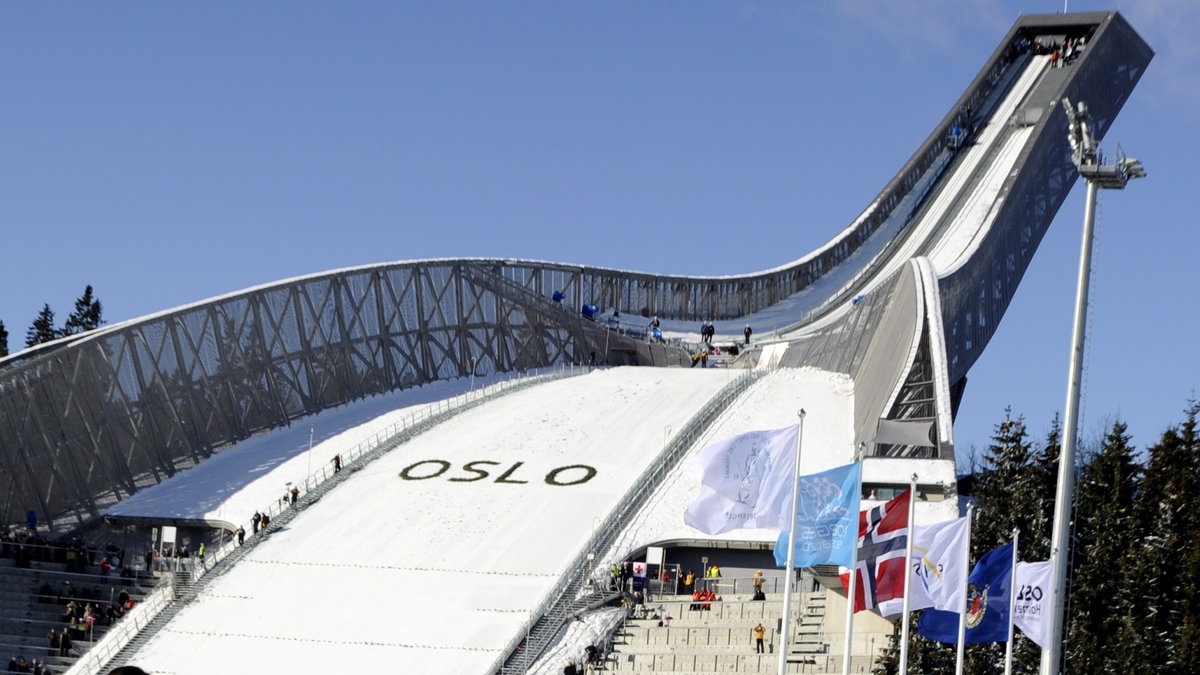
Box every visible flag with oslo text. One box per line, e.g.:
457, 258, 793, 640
1013, 560, 1054, 648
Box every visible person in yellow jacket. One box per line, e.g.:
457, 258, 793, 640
753, 623, 766, 653
681, 570, 695, 595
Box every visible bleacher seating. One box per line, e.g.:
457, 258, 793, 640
0, 553, 161, 674
605, 587, 844, 674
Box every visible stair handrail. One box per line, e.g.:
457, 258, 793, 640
83, 364, 589, 675
493, 366, 772, 673
189, 363, 590, 587
64, 582, 173, 675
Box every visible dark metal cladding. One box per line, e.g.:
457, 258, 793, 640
938, 12, 1153, 383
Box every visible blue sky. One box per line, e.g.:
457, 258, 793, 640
2, 1, 1197, 465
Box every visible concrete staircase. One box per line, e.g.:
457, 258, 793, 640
604, 591, 843, 674
789, 593, 828, 666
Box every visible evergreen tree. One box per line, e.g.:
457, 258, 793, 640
901, 622, 956, 673
973, 409, 1042, 556
1000, 425, 1062, 675
1122, 405, 1200, 673
966, 410, 1048, 674
62, 284, 104, 335
1064, 420, 1140, 673
875, 626, 900, 674
0, 319, 8, 357
1174, 406, 1200, 668
25, 304, 58, 347
1029, 416, 1060, 561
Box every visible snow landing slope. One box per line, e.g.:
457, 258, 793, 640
128, 367, 733, 674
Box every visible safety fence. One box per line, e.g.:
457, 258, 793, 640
493, 367, 771, 673
65, 582, 172, 675
76, 364, 590, 675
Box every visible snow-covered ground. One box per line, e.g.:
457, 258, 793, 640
105, 374, 502, 528
112, 366, 871, 674
117, 368, 722, 672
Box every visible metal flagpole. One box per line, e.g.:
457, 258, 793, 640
842, 563, 857, 674
306, 426, 314, 477
955, 505, 974, 675
842, 446, 864, 675
1005, 528, 1020, 675
899, 475, 918, 675
777, 410, 807, 675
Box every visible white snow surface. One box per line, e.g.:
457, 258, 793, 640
117, 366, 859, 674
105, 374, 510, 527
120, 368, 712, 672
605, 367, 857, 569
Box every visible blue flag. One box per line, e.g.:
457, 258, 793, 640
917, 542, 1014, 644
772, 462, 861, 568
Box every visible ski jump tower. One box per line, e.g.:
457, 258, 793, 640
0, 12, 1152, 529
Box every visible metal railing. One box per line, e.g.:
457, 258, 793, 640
493, 366, 771, 673
64, 581, 173, 675
77, 364, 590, 675
606, 652, 879, 673
186, 364, 590, 586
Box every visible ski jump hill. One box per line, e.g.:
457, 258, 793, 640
0, 12, 1151, 675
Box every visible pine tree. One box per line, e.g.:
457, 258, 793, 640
973, 408, 1041, 556
902, 623, 956, 673
62, 284, 104, 335
1122, 405, 1200, 673
967, 409, 1047, 674
1174, 405, 1200, 668
25, 304, 58, 347
1002, 424, 1061, 675
1064, 420, 1140, 673
0, 320, 8, 357
875, 626, 900, 674
1029, 416, 1060, 561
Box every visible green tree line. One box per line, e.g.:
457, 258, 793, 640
889, 403, 1200, 674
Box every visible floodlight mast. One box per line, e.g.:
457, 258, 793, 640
1041, 99, 1145, 675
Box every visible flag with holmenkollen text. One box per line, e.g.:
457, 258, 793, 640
772, 462, 861, 568
883, 515, 971, 618
839, 489, 911, 613
683, 425, 799, 535
1013, 560, 1054, 648
918, 542, 1014, 644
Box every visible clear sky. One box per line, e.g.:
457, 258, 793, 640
3, 1, 1197, 465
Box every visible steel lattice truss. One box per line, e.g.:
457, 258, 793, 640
0, 253, 951, 525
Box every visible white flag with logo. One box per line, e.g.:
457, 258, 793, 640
1014, 560, 1054, 648
878, 515, 969, 617
683, 425, 798, 535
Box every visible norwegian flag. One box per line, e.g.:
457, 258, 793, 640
839, 489, 911, 614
